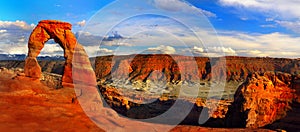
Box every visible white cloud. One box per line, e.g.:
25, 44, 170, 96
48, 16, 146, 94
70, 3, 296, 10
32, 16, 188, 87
0, 30, 7, 33
274, 20, 300, 33
218, 0, 300, 19
237, 49, 299, 58
208, 47, 236, 55
99, 48, 113, 53
0, 21, 34, 52
40, 44, 64, 56
84, 46, 113, 56
183, 46, 236, 57
1, 45, 27, 55
76, 31, 91, 36
218, 32, 300, 58
219, 0, 262, 8
192, 46, 204, 53
0, 20, 35, 30
76, 20, 86, 27
260, 24, 276, 28
0, 43, 65, 56
154, 0, 216, 17
240, 17, 248, 21
18, 38, 25, 43
103, 42, 133, 47
169, 28, 300, 58
265, 18, 274, 22
218, 0, 300, 32
148, 45, 176, 54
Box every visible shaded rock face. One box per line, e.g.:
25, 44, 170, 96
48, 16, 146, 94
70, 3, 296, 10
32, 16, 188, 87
226, 72, 297, 128
24, 20, 77, 87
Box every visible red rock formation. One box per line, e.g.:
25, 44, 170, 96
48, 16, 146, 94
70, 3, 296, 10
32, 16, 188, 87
226, 72, 297, 128
24, 20, 81, 87
95, 54, 210, 82
95, 55, 300, 83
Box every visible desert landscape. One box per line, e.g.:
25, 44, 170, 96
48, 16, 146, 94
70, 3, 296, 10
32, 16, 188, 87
0, 20, 299, 131
1, 0, 300, 131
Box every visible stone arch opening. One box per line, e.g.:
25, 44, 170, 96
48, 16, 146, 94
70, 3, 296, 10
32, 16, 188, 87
24, 20, 77, 88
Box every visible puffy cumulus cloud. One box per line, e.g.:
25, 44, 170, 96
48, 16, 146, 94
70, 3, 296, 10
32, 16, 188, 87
154, 0, 216, 17
148, 45, 176, 54
208, 47, 236, 55
84, 46, 113, 56
191, 46, 204, 53
39, 44, 64, 56
0, 20, 35, 30
76, 20, 86, 27
0, 43, 64, 56
182, 46, 205, 54
0, 21, 35, 55
99, 48, 113, 53
183, 46, 236, 57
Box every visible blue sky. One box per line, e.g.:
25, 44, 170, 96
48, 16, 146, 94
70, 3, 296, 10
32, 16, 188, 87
0, 0, 300, 58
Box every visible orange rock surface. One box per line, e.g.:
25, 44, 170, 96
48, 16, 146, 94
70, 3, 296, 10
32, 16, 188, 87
227, 72, 298, 128
24, 20, 77, 87
0, 70, 103, 131
95, 55, 300, 82
0, 69, 275, 131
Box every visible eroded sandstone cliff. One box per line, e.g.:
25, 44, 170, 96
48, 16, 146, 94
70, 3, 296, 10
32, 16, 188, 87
95, 55, 300, 83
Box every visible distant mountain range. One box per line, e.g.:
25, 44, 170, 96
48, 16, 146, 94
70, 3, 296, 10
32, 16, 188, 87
0, 54, 65, 61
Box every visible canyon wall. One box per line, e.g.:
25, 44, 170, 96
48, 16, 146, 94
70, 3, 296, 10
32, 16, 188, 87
95, 55, 300, 83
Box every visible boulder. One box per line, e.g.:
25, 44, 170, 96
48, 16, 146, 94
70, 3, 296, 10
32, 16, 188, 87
226, 72, 297, 128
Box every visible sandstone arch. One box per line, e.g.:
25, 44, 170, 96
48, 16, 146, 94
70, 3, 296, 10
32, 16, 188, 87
24, 20, 78, 87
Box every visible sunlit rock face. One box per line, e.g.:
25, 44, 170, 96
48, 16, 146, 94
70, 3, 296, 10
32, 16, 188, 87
24, 20, 95, 88
226, 72, 298, 128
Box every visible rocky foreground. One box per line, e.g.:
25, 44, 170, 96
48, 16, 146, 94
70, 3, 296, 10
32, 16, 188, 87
0, 68, 102, 131
0, 68, 275, 131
